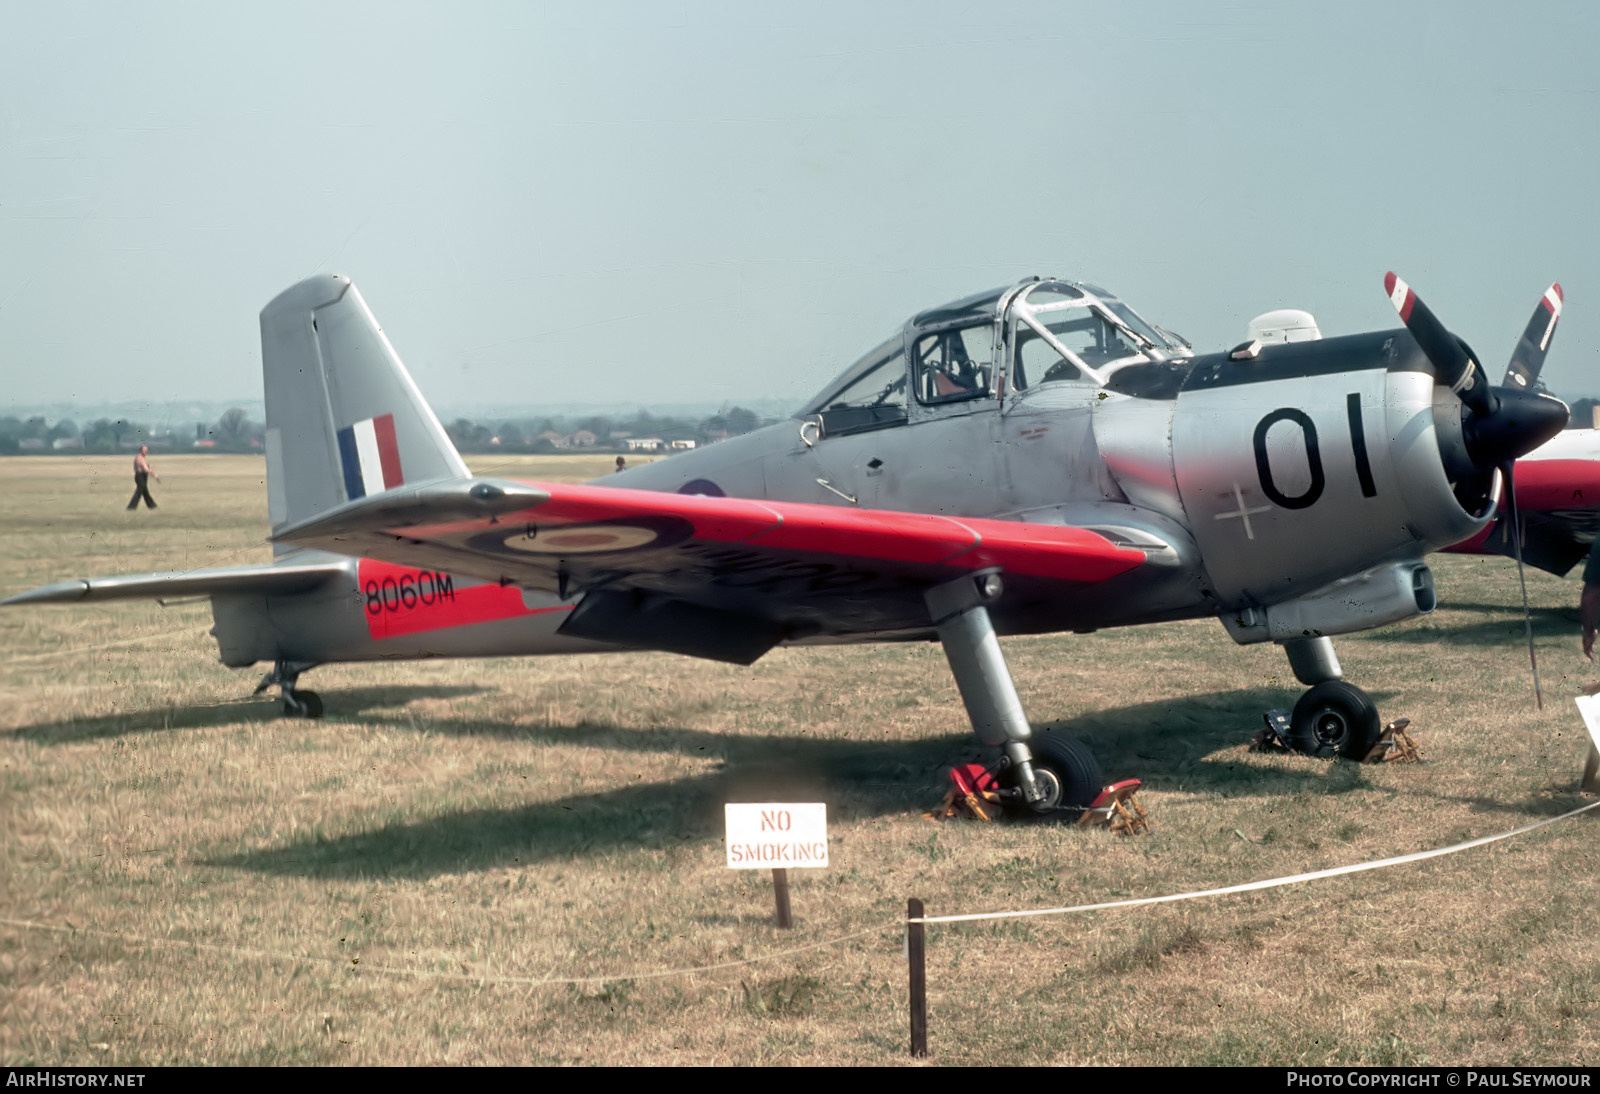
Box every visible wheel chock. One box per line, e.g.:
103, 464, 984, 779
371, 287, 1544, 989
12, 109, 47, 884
1362, 718, 1422, 764
1077, 779, 1150, 836
1252, 710, 1421, 763
1251, 709, 1294, 753
925, 763, 1002, 822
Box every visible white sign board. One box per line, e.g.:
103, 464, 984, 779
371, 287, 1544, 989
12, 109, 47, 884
724, 803, 828, 869
1572, 694, 1600, 754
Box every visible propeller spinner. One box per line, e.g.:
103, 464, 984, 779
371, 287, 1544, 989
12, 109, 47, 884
1385, 273, 1571, 708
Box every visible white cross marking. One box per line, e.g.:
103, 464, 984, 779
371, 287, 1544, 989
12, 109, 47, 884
1214, 482, 1273, 540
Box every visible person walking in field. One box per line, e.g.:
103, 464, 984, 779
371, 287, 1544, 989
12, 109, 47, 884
127, 445, 159, 510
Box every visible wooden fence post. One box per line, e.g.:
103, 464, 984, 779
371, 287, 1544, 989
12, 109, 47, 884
907, 897, 927, 1058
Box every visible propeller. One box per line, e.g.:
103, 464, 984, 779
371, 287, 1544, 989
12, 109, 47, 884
1385, 273, 1570, 709
1505, 283, 1564, 390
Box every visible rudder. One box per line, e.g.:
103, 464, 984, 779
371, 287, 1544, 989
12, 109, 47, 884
260, 276, 468, 540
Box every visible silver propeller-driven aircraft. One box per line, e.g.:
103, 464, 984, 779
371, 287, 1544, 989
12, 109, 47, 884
4, 272, 1570, 815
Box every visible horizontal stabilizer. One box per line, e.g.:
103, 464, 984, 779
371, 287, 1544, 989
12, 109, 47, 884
270, 478, 552, 543
2, 559, 350, 606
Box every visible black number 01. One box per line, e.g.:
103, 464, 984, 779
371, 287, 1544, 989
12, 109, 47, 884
1252, 395, 1377, 511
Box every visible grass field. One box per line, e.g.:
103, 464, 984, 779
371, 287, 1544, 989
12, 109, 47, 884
2, 454, 1597, 1066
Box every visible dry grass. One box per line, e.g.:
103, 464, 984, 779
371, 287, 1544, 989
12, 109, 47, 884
1, 454, 1596, 1066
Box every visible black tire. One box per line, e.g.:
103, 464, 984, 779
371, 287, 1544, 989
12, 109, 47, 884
1289, 681, 1379, 759
283, 690, 324, 719
1014, 731, 1104, 815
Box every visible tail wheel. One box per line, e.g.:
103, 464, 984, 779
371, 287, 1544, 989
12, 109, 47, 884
1289, 680, 1379, 759
283, 690, 323, 719
1017, 731, 1104, 815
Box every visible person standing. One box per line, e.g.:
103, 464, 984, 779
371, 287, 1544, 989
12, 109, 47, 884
127, 445, 159, 510
1582, 536, 1600, 658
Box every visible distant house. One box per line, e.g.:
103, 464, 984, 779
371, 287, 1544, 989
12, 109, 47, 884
669, 439, 696, 450
18, 438, 45, 451
192, 438, 217, 449
51, 437, 83, 450
536, 431, 570, 448
624, 437, 663, 452
570, 429, 598, 448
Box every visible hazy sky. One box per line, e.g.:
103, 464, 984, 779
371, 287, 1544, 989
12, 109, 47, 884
2, 0, 1597, 415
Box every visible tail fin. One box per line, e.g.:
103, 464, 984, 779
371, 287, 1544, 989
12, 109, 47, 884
260, 276, 469, 540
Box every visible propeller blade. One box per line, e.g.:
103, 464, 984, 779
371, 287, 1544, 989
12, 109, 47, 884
1504, 282, 1564, 390
1503, 461, 1544, 710
1385, 272, 1497, 417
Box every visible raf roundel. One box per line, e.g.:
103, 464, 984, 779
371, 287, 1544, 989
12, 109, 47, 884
473, 517, 695, 557
678, 479, 726, 497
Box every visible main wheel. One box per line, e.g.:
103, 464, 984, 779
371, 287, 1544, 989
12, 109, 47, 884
1289, 681, 1379, 759
1013, 731, 1104, 815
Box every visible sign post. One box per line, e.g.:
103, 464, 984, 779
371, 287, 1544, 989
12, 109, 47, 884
725, 803, 828, 928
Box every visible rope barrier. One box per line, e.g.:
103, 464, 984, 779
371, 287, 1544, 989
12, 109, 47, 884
0, 915, 892, 989
5, 626, 203, 664
912, 798, 1600, 925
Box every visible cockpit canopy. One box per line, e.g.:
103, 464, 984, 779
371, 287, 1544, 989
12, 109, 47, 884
798, 278, 1187, 435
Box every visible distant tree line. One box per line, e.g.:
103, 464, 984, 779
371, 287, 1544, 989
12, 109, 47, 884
1568, 398, 1600, 431
0, 408, 266, 454
442, 405, 772, 454
0, 405, 777, 456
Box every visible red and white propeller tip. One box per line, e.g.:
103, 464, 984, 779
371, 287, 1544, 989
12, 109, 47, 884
1384, 271, 1416, 322
1544, 282, 1564, 310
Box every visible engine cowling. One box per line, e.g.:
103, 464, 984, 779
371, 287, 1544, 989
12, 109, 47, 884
1094, 332, 1503, 637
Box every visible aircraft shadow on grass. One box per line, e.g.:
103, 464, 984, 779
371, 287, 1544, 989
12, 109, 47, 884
1360, 603, 1579, 648
210, 686, 1398, 881
9, 685, 487, 744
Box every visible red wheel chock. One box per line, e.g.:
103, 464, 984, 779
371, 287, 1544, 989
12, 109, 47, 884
926, 767, 1151, 835
1077, 779, 1149, 836
925, 762, 1002, 822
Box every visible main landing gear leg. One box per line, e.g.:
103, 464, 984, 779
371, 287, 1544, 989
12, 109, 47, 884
926, 570, 1102, 815
254, 660, 323, 719
1280, 637, 1379, 758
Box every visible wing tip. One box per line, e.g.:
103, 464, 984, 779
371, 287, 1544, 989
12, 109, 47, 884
2, 580, 91, 606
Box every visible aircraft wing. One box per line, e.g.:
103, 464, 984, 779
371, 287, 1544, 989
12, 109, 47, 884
2, 559, 350, 606
271, 478, 1148, 663
1503, 458, 1600, 575
1452, 456, 1600, 575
